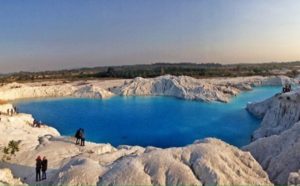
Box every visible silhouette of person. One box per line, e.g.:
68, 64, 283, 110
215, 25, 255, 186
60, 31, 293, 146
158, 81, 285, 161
79, 129, 85, 146
75, 128, 81, 145
41, 156, 48, 180
36, 156, 42, 182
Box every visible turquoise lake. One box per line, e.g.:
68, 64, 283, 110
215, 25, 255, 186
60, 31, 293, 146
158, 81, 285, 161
15, 86, 281, 148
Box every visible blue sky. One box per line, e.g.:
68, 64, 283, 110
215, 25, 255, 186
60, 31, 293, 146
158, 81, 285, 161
1, 0, 300, 73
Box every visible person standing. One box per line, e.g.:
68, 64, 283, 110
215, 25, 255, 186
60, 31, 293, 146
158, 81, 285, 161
80, 129, 85, 146
75, 128, 81, 145
14, 106, 17, 114
36, 156, 42, 182
41, 156, 48, 180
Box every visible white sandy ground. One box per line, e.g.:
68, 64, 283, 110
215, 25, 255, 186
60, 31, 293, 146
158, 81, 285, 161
0, 75, 297, 185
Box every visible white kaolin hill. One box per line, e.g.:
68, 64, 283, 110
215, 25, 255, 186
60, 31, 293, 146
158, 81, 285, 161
0, 75, 294, 103
245, 89, 300, 184
112, 75, 294, 102
244, 122, 300, 184
97, 138, 270, 186
247, 90, 300, 140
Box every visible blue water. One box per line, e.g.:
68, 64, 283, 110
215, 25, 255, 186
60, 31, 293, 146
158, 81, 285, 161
15, 86, 281, 148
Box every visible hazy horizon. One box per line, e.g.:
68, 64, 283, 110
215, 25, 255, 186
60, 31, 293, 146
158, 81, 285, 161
1, 0, 300, 73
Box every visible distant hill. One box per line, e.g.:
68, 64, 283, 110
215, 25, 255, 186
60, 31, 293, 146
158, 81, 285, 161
1, 61, 300, 83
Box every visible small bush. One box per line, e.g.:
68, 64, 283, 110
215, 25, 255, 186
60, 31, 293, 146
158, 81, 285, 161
2, 140, 21, 161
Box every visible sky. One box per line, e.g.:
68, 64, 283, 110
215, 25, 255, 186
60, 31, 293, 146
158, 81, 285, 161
1, 0, 300, 73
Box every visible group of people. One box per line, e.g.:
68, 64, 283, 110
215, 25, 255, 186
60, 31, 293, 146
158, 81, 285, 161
282, 84, 292, 93
7, 106, 17, 116
0, 106, 17, 121
0, 106, 17, 116
75, 128, 85, 146
34, 129, 87, 182
33, 129, 86, 182
35, 156, 48, 182
6, 108, 15, 116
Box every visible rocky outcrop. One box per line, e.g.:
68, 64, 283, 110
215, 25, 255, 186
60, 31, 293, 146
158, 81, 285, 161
244, 122, 300, 184
43, 138, 272, 186
0, 112, 59, 151
73, 85, 114, 98
288, 171, 300, 185
245, 89, 300, 184
112, 75, 294, 103
260, 76, 294, 86
247, 90, 300, 140
0, 75, 294, 103
52, 157, 105, 186
112, 75, 236, 102
97, 138, 271, 186
0, 168, 25, 185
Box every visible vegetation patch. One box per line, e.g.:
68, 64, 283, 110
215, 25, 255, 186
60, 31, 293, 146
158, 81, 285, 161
0, 61, 299, 83
1, 140, 21, 161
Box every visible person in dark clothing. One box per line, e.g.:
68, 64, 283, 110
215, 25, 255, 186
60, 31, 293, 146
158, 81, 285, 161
282, 86, 286, 93
79, 129, 85, 146
37, 121, 41, 128
75, 128, 81, 145
41, 156, 48, 180
36, 156, 42, 182
288, 84, 292, 92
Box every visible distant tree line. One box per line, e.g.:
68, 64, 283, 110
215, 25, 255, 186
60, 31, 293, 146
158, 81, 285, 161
0, 61, 300, 83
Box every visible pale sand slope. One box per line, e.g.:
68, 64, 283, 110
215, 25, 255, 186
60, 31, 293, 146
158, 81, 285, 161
0, 79, 125, 101
0, 104, 271, 185
0, 75, 294, 103
245, 89, 300, 184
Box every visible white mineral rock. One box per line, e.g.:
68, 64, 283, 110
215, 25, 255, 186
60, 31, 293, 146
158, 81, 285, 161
112, 75, 293, 102
245, 89, 300, 184
0, 168, 25, 185
288, 170, 300, 185
97, 138, 271, 186
244, 122, 300, 184
0, 75, 293, 103
247, 90, 300, 140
